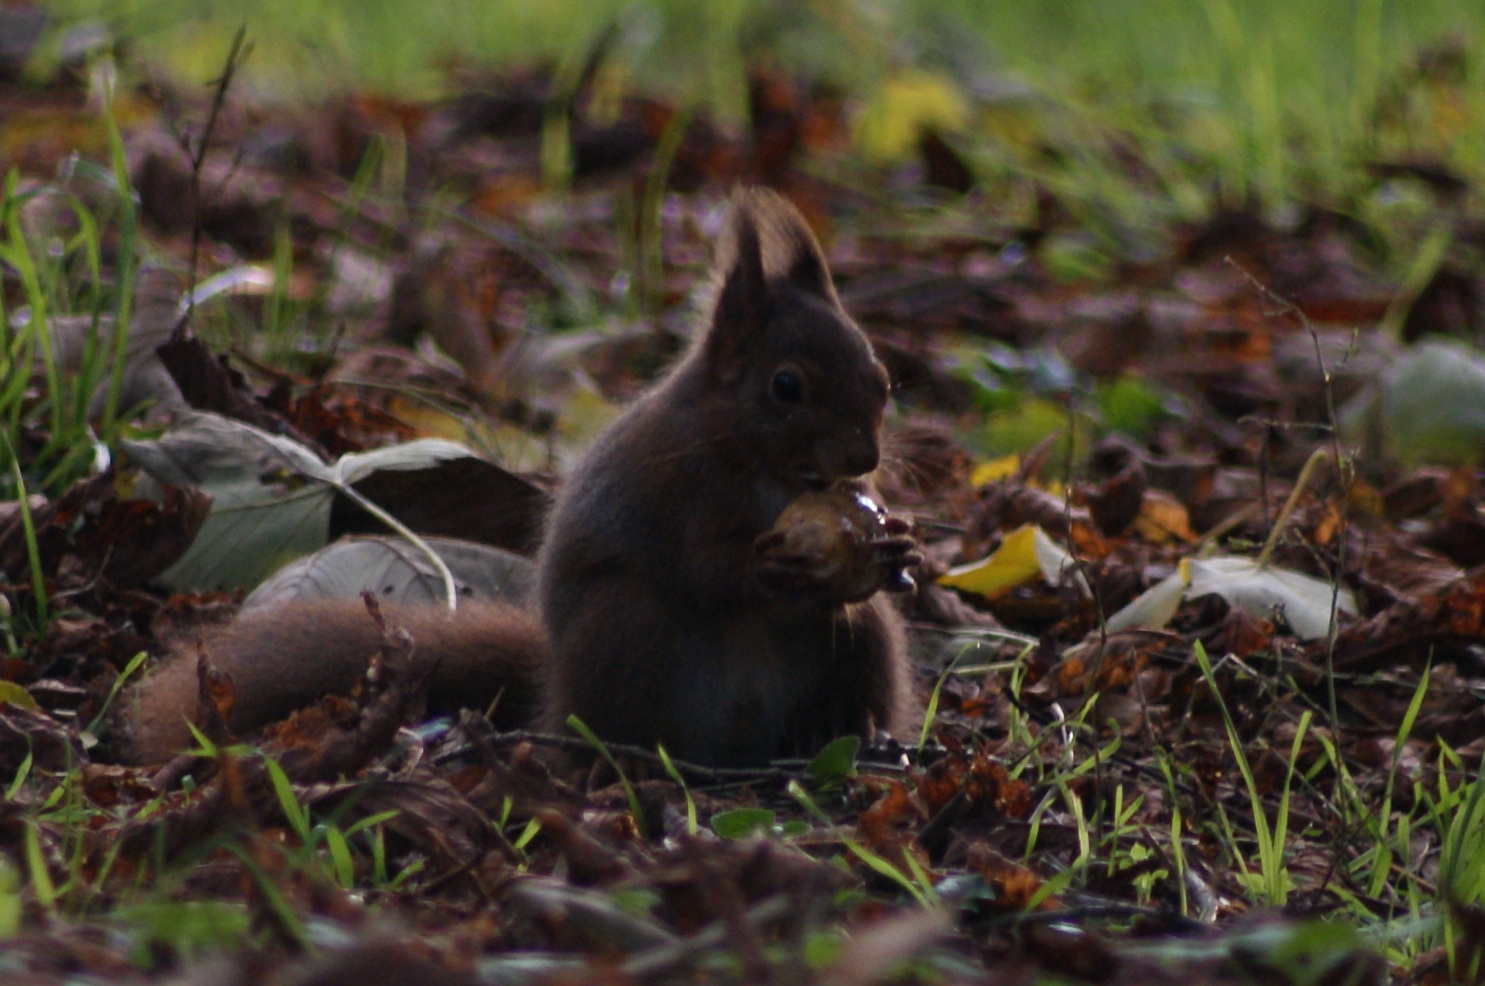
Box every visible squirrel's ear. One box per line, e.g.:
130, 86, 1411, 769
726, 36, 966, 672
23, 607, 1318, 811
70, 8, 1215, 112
706, 193, 769, 383
756, 192, 837, 303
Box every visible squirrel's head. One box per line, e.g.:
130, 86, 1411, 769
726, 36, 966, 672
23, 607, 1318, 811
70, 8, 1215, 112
698, 188, 889, 492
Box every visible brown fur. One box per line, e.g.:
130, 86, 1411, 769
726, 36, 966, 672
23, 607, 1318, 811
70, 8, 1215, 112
122, 600, 544, 763
121, 188, 911, 768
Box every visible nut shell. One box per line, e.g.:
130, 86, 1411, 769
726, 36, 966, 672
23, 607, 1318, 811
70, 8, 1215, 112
764, 485, 903, 600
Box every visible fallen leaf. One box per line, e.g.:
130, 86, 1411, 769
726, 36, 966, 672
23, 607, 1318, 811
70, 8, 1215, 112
1105, 563, 1190, 633
124, 411, 500, 591
242, 535, 535, 610
940, 524, 1089, 598
970, 454, 1020, 487
1107, 555, 1356, 640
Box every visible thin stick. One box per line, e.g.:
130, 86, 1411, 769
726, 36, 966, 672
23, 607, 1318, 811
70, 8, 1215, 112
178, 26, 253, 335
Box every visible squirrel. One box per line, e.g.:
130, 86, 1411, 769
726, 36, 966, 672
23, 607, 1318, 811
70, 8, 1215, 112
121, 188, 916, 768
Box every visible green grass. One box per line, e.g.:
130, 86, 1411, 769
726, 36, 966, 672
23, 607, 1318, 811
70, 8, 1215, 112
33, 0, 1483, 295
0, 99, 141, 503
38, 0, 758, 113
37, 1, 1485, 182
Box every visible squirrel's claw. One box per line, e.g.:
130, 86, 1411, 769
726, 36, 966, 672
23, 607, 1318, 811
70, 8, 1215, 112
868, 534, 921, 593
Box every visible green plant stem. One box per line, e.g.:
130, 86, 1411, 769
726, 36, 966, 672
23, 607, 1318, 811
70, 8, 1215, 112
1255, 447, 1329, 569
5, 447, 47, 627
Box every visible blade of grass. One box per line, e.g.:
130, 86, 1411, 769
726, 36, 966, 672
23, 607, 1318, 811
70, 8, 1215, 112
4, 444, 47, 627
1193, 641, 1288, 905
2, 172, 61, 441
84, 651, 149, 737
23, 821, 56, 916
657, 746, 697, 837
788, 779, 938, 910
567, 714, 647, 839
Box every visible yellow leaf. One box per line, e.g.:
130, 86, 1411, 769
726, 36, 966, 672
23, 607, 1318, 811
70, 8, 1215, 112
385, 395, 482, 443
938, 525, 1041, 597
0, 681, 38, 712
970, 454, 1020, 487
853, 70, 969, 163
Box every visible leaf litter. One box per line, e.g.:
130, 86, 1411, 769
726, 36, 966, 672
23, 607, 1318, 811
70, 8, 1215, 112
1, 9, 1485, 986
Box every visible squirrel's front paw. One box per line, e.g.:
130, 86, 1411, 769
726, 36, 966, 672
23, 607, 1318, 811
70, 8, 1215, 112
755, 487, 920, 602
869, 517, 922, 594
754, 530, 841, 593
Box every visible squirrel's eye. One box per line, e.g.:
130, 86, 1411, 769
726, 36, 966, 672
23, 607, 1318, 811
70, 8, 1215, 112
771, 369, 804, 404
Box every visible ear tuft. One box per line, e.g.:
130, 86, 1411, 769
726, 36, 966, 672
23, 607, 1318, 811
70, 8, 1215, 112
705, 189, 770, 383
738, 187, 837, 302
702, 188, 840, 386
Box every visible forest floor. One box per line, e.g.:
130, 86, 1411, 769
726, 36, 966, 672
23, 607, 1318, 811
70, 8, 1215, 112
3, 6, 1485, 984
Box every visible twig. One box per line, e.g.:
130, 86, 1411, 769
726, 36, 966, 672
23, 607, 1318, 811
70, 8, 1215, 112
1226, 256, 1356, 730
442, 727, 796, 783
437, 727, 907, 786
177, 26, 253, 336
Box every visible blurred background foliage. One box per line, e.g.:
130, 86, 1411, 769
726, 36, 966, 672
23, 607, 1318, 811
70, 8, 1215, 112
33, 0, 1484, 183
10, 0, 1485, 475
23, 0, 1483, 293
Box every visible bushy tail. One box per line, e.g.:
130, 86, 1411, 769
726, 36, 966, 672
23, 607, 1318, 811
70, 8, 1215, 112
118, 600, 545, 763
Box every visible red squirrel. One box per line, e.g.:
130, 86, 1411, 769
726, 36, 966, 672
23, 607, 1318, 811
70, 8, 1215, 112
122, 188, 915, 768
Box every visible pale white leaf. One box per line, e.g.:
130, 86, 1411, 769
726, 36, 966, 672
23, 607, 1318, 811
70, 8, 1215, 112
243, 536, 534, 610
1186, 556, 1356, 640
1031, 526, 1091, 597
334, 438, 478, 485
1105, 569, 1187, 632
